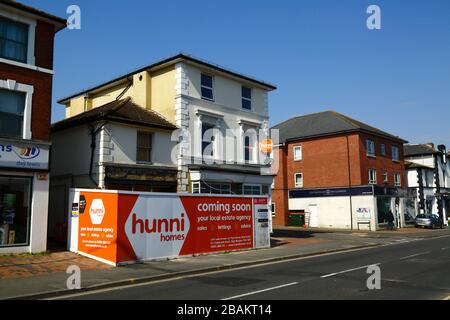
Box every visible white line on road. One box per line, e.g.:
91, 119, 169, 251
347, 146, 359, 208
222, 282, 299, 300
400, 251, 431, 260
320, 263, 381, 278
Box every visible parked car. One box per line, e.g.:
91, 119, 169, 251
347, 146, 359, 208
414, 214, 444, 229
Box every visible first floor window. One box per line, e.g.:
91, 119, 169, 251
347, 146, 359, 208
243, 184, 262, 195
394, 173, 401, 187
0, 176, 31, 247
392, 145, 399, 161
368, 169, 377, 184
294, 173, 303, 188
0, 16, 29, 63
366, 139, 375, 157
293, 145, 302, 161
201, 73, 214, 101
137, 131, 153, 162
0, 89, 26, 138
383, 170, 388, 183
244, 135, 254, 163
202, 123, 216, 158
380, 144, 386, 156
241, 86, 252, 110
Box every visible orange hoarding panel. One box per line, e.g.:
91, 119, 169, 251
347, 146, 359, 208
69, 190, 270, 265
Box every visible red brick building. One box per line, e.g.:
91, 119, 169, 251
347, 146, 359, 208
272, 111, 412, 231
0, 0, 65, 253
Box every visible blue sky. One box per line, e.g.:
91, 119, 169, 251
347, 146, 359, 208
21, 0, 450, 146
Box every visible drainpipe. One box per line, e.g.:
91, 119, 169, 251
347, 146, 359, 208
346, 136, 353, 230
88, 122, 108, 188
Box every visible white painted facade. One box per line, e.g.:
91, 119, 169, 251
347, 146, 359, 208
405, 147, 450, 225
174, 62, 273, 194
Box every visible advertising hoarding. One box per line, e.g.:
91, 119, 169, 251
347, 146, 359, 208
68, 189, 270, 266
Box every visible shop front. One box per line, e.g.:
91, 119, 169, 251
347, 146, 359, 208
0, 138, 50, 253
373, 186, 413, 229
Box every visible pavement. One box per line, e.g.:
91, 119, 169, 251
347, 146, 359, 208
0, 227, 448, 300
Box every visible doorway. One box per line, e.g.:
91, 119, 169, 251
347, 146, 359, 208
308, 205, 319, 228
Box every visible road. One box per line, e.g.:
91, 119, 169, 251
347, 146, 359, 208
57, 233, 450, 300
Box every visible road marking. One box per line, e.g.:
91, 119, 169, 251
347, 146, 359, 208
443, 295, 450, 300
400, 251, 431, 260
320, 263, 381, 278
222, 282, 299, 300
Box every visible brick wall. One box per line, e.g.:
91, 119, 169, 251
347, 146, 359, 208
0, 62, 53, 141
35, 20, 56, 70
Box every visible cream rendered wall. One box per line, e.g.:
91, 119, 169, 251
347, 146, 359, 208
185, 64, 269, 116
105, 123, 176, 166
90, 84, 132, 109
150, 67, 177, 122
289, 195, 376, 231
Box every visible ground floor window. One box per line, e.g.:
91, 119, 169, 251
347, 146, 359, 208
377, 197, 391, 226
243, 184, 262, 195
404, 198, 416, 224
192, 182, 231, 195
0, 176, 31, 247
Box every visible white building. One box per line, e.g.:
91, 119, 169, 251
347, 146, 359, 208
405, 143, 450, 226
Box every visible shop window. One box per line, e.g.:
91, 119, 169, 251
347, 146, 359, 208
201, 74, 214, 101
241, 86, 252, 110
0, 89, 26, 138
0, 176, 31, 247
0, 16, 29, 63
137, 131, 153, 163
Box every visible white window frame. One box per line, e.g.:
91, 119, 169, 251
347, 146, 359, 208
0, 8, 36, 67
271, 203, 276, 215
368, 169, 377, 185
293, 145, 302, 161
0, 79, 33, 139
394, 172, 401, 187
241, 86, 252, 111
294, 173, 303, 188
392, 145, 399, 161
200, 73, 214, 101
383, 170, 388, 183
366, 139, 375, 157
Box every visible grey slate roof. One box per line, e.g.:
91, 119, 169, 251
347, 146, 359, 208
404, 144, 439, 157
272, 110, 407, 143
52, 97, 177, 132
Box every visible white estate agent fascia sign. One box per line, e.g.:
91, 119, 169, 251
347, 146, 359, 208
0, 139, 50, 170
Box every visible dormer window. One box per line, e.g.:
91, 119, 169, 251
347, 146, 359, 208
0, 16, 29, 63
